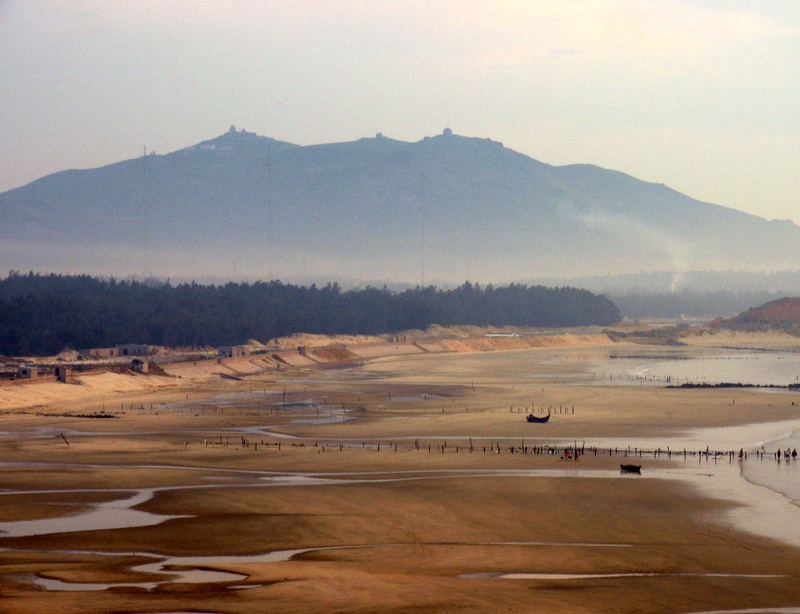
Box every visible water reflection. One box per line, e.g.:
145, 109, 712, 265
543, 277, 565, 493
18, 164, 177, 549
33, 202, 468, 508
465, 572, 785, 580
0, 489, 186, 538
630, 352, 800, 387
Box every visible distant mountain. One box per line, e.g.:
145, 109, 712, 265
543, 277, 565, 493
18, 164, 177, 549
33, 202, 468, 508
3, 126, 800, 282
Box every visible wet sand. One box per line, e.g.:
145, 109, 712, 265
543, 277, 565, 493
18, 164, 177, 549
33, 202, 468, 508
1, 339, 800, 613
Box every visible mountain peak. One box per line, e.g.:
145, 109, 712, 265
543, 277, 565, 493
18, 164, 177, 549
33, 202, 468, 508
180, 127, 298, 157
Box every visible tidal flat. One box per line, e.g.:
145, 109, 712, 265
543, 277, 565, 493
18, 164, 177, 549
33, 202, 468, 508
1, 338, 800, 613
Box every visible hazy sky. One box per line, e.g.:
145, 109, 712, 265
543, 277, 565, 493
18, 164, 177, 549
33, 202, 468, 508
2, 1, 799, 223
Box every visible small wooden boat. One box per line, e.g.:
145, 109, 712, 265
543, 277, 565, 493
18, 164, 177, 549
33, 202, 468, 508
526, 413, 550, 423
620, 464, 641, 473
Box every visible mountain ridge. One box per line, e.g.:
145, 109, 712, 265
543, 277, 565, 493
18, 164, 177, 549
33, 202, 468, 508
2, 127, 799, 283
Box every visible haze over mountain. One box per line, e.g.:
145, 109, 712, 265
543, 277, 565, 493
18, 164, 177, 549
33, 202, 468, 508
2, 127, 799, 285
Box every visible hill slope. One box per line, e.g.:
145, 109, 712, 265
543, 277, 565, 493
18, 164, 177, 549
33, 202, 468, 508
717, 297, 800, 328
3, 127, 799, 282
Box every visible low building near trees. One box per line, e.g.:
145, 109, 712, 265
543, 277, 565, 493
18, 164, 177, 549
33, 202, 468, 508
83, 347, 118, 359
17, 366, 37, 379
218, 346, 249, 358
116, 344, 159, 357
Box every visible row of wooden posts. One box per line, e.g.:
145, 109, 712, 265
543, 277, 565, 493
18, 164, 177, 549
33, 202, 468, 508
197, 435, 760, 462
511, 405, 574, 414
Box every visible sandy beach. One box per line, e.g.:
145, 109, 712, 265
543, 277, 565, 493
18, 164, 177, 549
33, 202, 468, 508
1, 331, 800, 613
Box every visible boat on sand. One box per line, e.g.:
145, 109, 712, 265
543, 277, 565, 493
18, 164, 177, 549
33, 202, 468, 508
526, 413, 550, 423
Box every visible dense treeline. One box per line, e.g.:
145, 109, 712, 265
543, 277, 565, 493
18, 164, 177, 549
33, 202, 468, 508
0, 272, 621, 356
